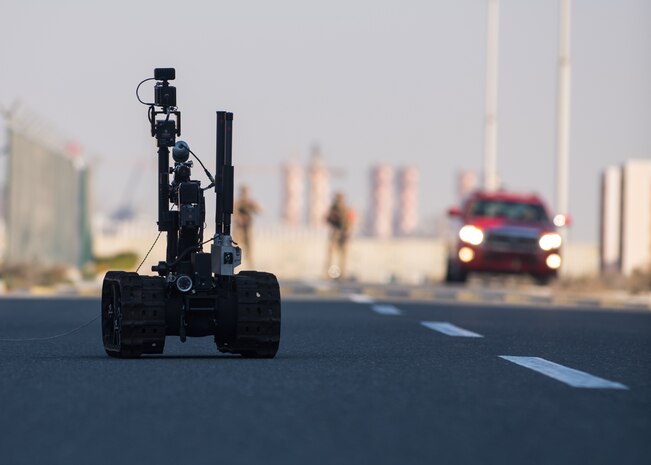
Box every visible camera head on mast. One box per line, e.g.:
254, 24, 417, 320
154, 68, 176, 109
139, 67, 181, 147
173, 140, 190, 163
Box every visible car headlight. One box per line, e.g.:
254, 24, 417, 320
539, 232, 562, 251
546, 254, 562, 269
459, 225, 484, 245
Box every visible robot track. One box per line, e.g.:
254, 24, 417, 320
101, 272, 167, 358
216, 271, 282, 358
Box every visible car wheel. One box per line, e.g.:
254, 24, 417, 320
445, 258, 468, 284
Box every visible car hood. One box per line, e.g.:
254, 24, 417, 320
468, 217, 554, 236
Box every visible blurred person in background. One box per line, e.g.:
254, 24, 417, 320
325, 192, 354, 280
234, 185, 261, 268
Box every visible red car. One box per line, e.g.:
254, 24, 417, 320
445, 191, 563, 284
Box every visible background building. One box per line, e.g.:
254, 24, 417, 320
307, 145, 330, 228
395, 166, 419, 236
457, 170, 478, 203
600, 159, 651, 275
367, 164, 394, 238
282, 161, 304, 227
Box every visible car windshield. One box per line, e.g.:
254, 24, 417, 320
468, 200, 549, 222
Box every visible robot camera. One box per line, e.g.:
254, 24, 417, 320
173, 141, 190, 163
154, 68, 175, 81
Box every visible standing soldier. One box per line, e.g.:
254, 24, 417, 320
325, 192, 353, 280
233, 185, 261, 268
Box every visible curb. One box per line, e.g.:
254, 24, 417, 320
1, 282, 649, 311
279, 282, 651, 311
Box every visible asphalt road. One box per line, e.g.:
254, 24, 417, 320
0, 295, 649, 465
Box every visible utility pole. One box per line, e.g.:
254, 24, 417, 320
555, 0, 572, 229
483, 0, 500, 192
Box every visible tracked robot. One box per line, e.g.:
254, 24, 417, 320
101, 68, 281, 358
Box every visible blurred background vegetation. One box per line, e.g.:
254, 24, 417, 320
0, 251, 139, 290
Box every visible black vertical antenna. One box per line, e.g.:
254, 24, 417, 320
157, 145, 171, 231
215, 111, 234, 236
158, 146, 178, 263
156, 125, 178, 264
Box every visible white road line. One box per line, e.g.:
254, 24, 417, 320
420, 321, 483, 337
499, 356, 628, 390
371, 304, 401, 316
349, 294, 375, 304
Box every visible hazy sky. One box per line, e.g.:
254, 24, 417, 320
1, 0, 649, 242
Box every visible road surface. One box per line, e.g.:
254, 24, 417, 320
0, 294, 649, 465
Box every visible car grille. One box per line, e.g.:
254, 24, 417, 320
484, 232, 539, 253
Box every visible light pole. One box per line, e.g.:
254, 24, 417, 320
555, 0, 572, 233
483, 0, 500, 192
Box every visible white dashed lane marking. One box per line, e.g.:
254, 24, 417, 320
499, 356, 628, 390
421, 321, 483, 337
371, 304, 402, 316
349, 294, 375, 304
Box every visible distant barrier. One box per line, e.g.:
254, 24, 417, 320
93, 222, 598, 284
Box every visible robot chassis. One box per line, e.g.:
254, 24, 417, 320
101, 68, 281, 358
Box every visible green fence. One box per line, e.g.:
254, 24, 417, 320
4, 129, 92, 268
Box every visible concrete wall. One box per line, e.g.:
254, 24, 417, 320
94, 221, 598, 283
252, 231, 445, 284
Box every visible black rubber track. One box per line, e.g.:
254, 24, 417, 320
217, 271, 282, 358
102, 272, 167, 358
